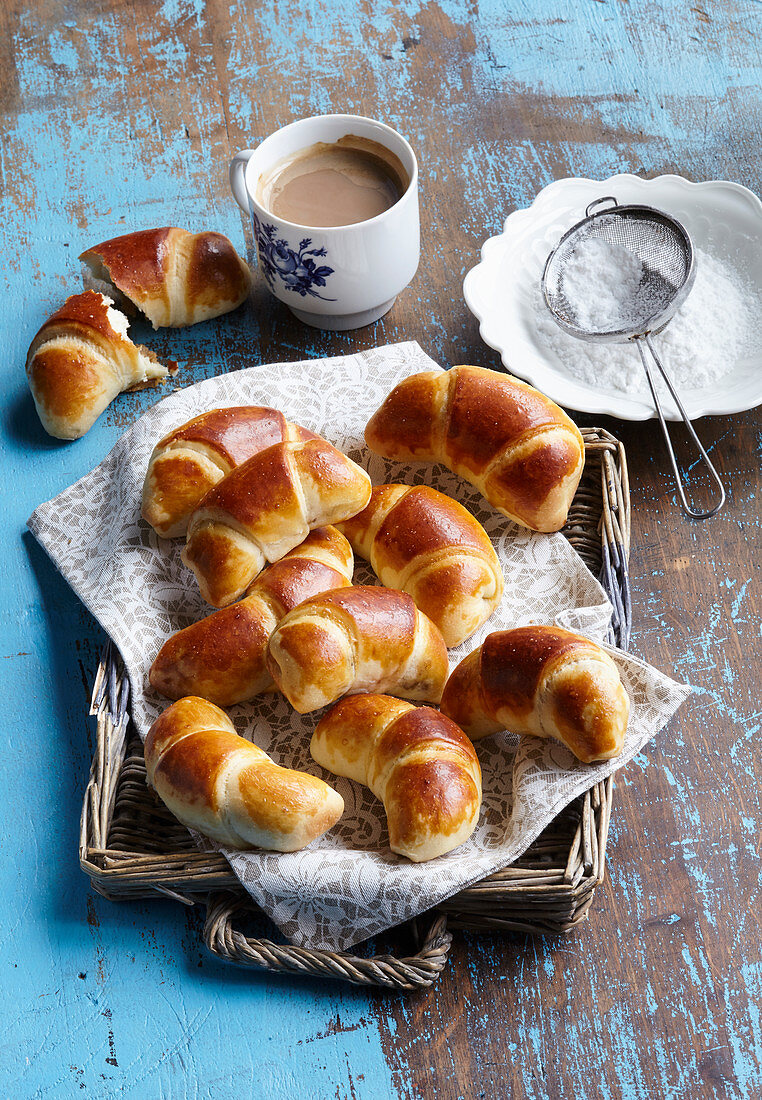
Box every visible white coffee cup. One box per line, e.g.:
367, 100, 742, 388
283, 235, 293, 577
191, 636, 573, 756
229, 114, 419, 330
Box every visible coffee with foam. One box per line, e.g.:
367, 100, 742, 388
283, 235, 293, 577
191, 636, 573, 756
257, 135, 409, 228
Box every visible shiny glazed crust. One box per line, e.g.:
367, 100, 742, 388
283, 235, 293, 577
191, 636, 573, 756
149, 527, 354, 705
338, 483, 504, 646
141, 406, 318, 538
266, 586, 449, 713
25, 290, 168, 439
144, 696, 344, 850
364, 365, 585, 532
440, 625, 630, 763
311, 694, 482, 861
181, 438, 372, 607
80, 227, 252, 328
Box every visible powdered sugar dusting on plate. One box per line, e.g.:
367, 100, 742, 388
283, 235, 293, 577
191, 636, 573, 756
534, 246, 758, 395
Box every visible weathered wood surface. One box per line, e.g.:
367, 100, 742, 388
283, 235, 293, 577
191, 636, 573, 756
2, 0, 760, 1096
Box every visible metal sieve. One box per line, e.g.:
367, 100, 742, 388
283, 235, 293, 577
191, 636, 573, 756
542, 196, 725, 519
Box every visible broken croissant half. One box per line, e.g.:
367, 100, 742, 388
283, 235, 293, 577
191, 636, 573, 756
26, 290, 171, 439
79, 226, 251, 328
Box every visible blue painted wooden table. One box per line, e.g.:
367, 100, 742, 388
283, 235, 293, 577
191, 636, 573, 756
2, 1, 760, 1096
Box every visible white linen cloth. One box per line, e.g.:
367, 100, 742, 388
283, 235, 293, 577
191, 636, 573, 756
28, 342, 690, 950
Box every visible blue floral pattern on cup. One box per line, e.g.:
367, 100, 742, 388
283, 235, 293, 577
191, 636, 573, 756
254, 217, 336, 300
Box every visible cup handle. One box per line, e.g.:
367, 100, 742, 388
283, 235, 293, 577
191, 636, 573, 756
229, 150, 256, 213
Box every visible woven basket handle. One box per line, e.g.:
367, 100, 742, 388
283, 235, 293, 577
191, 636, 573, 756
203, 892, 452, 989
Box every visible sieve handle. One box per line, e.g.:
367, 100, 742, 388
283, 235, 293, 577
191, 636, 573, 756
635, 336, 726, 519
585, 196, 619, 218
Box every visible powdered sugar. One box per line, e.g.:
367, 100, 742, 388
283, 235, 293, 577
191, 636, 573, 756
535, 247, 756, 395
560, 236, 645, 332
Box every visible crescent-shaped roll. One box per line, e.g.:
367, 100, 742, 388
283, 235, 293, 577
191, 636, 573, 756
440, 626, 630, 763
26, 291, 170, 439
364, 365, 585, 532
80, 227, 251, 328
182, 438, 372, 607
142, 406, 318, 538
337, 483, 503, 646
265, 586, 449, 714
149, 527, 354, 705
311, 695, 482, 862
144, 697, 344, 850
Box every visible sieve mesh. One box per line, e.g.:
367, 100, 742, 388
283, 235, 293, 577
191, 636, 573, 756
543, 207, 694, 338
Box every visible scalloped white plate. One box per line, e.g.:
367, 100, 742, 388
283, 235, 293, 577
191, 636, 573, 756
464, 174, 762, 421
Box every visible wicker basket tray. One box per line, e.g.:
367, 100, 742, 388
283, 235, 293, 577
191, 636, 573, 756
80, 427, 631, 990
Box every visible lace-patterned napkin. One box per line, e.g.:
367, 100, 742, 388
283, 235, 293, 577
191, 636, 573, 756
28, 341, 690, 951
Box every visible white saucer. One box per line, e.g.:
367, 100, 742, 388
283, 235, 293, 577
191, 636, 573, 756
464, 174, 762, 421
